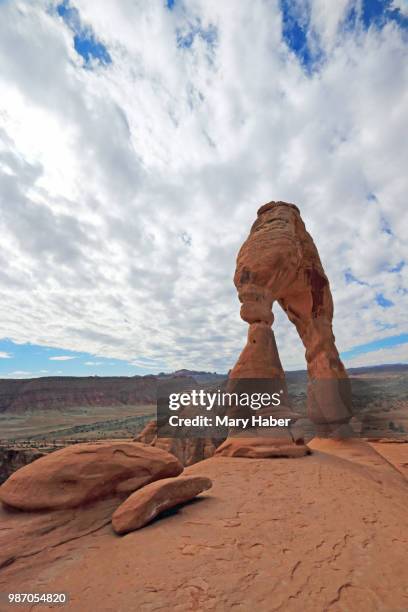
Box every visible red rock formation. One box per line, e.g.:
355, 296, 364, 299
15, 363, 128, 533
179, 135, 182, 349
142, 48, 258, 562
0, 446, 45, 485
0, 441, 183, 511
135, 419, 158, 445
233, 201, 352, 434
112, 475, 213, 534
136, 421, 221, 466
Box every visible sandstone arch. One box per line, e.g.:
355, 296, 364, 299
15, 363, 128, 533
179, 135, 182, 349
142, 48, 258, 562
232, 201, 352, 435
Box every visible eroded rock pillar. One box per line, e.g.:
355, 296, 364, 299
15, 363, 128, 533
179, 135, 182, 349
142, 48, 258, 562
215, 255, 309, 457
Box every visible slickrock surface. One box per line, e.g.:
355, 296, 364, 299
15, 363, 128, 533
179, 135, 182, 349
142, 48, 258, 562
215, 436, 310, 458
0, 496, 121, 580
369, 440, 408, 479
112, 475, 213, 534
1, 441, 407, 611
0, 442, 183, 510
309, 437, 407, 483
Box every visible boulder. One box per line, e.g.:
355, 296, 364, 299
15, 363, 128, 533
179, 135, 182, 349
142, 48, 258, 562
0, 441, 183, 511
112, 475, 212, 534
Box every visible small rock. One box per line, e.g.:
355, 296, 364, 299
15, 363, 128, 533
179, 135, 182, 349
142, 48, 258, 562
112, 475, 212, 534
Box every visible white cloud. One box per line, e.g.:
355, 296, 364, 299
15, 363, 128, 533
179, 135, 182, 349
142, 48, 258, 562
344, 342, 408, 368
309, 0, 353, 52
0, 0, 407, 373
392, 0, 408, 16
49, 356, 77, 361
3, 370, 33, 379
0, 352, 12, 358
84, 361, 103, 366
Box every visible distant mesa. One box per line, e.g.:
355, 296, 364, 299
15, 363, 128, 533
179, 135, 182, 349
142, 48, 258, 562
0, 376, 159, 414
0, 370, 224, 414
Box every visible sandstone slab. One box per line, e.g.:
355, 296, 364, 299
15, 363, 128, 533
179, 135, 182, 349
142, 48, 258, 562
215, 436, 310, 458
0, 441, 183, 511
112, 475, 212, 534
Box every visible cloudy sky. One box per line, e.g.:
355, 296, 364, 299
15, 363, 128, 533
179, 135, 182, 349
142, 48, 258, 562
0, 0, 407, 378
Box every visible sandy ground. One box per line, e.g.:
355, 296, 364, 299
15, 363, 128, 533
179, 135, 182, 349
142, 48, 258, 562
0, 441, 407, 612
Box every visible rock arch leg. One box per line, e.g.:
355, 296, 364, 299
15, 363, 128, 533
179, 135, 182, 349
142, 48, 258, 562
279, 283, 353, 434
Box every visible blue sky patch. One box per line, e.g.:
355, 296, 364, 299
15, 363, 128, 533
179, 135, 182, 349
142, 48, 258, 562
279, 0, 408, 74
57, 1, 111, 67
341, 332, 408, 361
362, 0, 392, 28
376, 293, 394, 307
345, 270, 369, 285
0, 338, 152, 378
73, 34, 111, 66
341, 0, 408, 33
361, 0, 408, 30
279, 0, 323, 73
